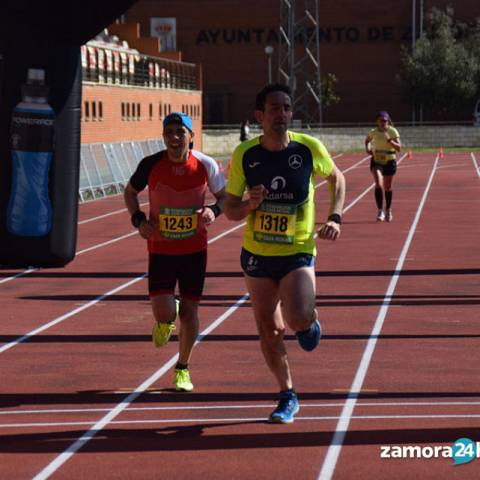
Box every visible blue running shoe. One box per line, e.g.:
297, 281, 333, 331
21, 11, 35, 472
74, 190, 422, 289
296, 318, 321, 351
269, 390, 300, 424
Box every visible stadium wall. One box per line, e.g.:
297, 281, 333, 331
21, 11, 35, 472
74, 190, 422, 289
203, 126, 480, 156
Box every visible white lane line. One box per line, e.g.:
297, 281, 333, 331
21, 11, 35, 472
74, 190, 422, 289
436, 162, 470, 170
78, 201, 149, 225
318, 154, 440, 480
314, 155, 370, 189
471, 152, 480, 178
76, 232, 138, 254
32, 294, 249, 480
3, 400, 480, 416
5, 413, 480, 430
0, 231, 140, 283
314, 153, 407, 234
0, 276, 147, 354
78, 207, 128, 225
0, 268, 36, 285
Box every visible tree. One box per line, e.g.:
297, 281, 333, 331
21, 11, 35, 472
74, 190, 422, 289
321, 73, 340, 109
398, 7, 480, 116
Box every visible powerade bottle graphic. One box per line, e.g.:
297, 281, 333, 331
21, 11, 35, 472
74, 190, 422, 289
7, 68, 55, 236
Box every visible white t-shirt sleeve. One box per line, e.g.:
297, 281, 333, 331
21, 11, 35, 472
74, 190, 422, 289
193, 149, 226, 194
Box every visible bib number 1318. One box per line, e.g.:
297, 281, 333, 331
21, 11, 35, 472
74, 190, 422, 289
253, 202, 296, 244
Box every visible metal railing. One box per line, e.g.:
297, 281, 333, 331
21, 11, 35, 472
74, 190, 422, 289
79, 138, 165, 202
81, 43, 198, 91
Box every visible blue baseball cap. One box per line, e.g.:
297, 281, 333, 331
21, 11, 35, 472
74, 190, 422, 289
163, 112, 193, 132
377, 111, 390, 121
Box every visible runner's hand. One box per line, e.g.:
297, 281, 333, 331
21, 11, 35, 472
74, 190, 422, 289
138, 220, 154, 240
247, 184, 268, 210
198, 207, 215, 226
318, 221, 341, 241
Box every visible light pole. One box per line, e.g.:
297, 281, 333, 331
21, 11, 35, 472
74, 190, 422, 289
264, 45, 273, 83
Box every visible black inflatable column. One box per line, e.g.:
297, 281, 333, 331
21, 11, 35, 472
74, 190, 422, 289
0, 39, 81, 268
0, 0, 138, 268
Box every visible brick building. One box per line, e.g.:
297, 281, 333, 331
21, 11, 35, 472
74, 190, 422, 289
80, 25, 203, 147
122, 0, 480, 125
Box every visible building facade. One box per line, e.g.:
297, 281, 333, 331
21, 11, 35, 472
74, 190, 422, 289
80, 26, 203, 148
123, 0, 480, 124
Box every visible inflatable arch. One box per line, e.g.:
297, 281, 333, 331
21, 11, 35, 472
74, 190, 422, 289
0, 0, 137, 267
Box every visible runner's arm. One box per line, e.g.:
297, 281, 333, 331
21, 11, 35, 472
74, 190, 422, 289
386, 136, 401, 152
327, 165, 346, 218
365, 135, 373, 155
124, 182, 153, 239
318, 165, 345, 241
124, 182, 142, 216
202, 187, 227, 225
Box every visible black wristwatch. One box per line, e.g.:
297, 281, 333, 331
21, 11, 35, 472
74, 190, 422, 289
131, 210, 147, 228
327, 213, 342, 225
205, 203, 221, 218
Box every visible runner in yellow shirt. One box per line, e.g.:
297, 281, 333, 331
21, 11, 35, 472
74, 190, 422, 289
365, 111, 401, 222
224, 83, 345, 424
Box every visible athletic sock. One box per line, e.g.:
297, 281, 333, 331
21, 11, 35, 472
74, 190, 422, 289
175, 362, 189, 370
375, 187, 383, 209
385, 190, 393, 209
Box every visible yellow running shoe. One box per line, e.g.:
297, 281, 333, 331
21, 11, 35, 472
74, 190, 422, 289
174, 368, 194, 392
151, 299, 179, 348
152, 322, 175, 348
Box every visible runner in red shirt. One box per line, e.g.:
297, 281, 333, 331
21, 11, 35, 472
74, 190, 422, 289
124, 112, 226, 391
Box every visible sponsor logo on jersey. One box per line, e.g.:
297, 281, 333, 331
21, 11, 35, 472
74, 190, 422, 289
288, 154, 303, 169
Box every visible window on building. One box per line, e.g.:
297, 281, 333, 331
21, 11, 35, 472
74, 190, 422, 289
84, 101, 90, 121
98, 101, 103, 121
137, 103, 141, 120
91, 101, 97, 121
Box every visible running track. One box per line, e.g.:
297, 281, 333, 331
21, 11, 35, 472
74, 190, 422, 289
0, 151, 479, 479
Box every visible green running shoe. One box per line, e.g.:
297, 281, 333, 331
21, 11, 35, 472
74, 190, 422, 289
152, 322, 175, 347
151, 299, 179, 348
174, 368, 194, 392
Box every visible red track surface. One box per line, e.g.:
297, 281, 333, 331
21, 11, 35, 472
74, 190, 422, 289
1, 151, 479, 479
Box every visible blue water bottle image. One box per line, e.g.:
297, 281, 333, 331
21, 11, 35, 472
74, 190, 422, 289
7, 68, 55, 236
